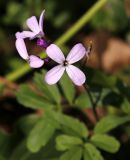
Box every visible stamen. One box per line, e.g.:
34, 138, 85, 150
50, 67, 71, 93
63, 60, 68, 66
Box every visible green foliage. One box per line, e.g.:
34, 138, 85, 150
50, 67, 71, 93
94, 115, 129, 134
91, 134, 120, 153
0, 155, 6, 160
59, 146, 82, 160
90, 0, 129, 32
27, 118, 56, 152
0, 84, 5, 95
60, 73, 75, 104
10, 140, 30, 160
85, 67, 117, 88
45, 109, 89, 138
16, 114, 40, 136
56, 135, 83, 151
33, 71, 61, 104
75, 93, 91, 108
14, 66, 129, 159
16, 84, 55, 109
2, 0, 130, 159
83, 143, 104, 160
102, 91, 123, 107
121, 98, 130, 114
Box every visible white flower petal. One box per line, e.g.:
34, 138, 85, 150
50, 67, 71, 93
16, 31, 36, 39
29, 55, 44, 68
39, 10, 45, 33
26, 16, 40, 33
66, 43, 86, 64
45, 65, 65, 85
46, 44, 65, 64
15, 39, 29, 60
66, 65, 86, 86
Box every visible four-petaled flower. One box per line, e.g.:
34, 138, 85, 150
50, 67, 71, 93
45, 44, 86, 86
16, 10, 45, 40
15, 38, 44, 68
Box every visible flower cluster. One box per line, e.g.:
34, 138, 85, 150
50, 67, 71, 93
15, 10, 88, 86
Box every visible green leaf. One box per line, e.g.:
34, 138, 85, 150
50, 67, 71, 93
0, 131, 13, 158
60, 73, 75, 104
102, 91, 123, 107
75, 93, 91, 108
59, 146, 82, 160
86, 67, 117, 88
61, 115, 88, 138
121, 98, 130, 114
28, 134, 61, 160
94, 115, 129, 134
16, 84, 54, 109
83, 143, 104, 160
45, 110, 88, 138
90, 0, 128, 32
56, 135, 83, 151
0, 155, 6, 160
16, 114, 40, 135
34, 71, 61, 104
91, 134, 120, 153
10, 140, 30, 160
27, 118, 56, 152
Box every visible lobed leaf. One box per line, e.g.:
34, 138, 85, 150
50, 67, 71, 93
16, 84, 55, 109
27, 118, 56, 152
56, 134, 83, 151
45, 110, 89, 138
59, 73, 75, 104
121, 98, 130, 114
59, 146, 82, 160
34, 71, 61, 104
91, 134, 120, 153
75, 93, 91, 108
83, 143, 104, 160
94, 115, 129, 134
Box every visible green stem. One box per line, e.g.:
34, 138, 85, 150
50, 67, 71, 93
5, 0, 107, 82
84, 84, 99, 121
55, 0, 107, 45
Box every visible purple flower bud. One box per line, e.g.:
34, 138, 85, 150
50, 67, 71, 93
37, 38, 49, 48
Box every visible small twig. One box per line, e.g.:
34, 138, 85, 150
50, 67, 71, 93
94, 88, 103, 107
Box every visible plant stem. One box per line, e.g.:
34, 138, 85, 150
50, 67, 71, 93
55, 0, 107, 46
84, 84, 99, 121
5, 0, 107, 82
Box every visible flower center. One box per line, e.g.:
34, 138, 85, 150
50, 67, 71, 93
63, 60, 68, 66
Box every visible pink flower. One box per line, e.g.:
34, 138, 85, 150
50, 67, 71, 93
15, 10, 45, 40
15, 38, 44, 68
45, 44, 86, 86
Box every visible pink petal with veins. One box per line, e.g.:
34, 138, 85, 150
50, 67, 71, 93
46, 44, 65, 64
66, 65, 86, 86
66, 43, 86, 64
15, 39, 29, 60
45, 65, 65, 85
26, 16, 40, 33
29, 55, 44, 68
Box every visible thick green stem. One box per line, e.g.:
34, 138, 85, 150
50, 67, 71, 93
5, 0, 107, 82
55, 0, 107, 45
